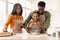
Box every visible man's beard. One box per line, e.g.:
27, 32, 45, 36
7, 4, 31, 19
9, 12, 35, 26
40, 13, 44, 15
38, 11, 44, 15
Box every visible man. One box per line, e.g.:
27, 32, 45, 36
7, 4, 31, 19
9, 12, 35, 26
25, 1, 51, 31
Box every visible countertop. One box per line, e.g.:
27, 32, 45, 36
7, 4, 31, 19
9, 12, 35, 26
0, 33, 56, 40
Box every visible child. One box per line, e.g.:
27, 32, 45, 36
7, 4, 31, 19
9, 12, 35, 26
27, 11, 45, 34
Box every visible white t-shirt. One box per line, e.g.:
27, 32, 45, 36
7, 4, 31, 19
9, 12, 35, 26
39, 14, 45, 22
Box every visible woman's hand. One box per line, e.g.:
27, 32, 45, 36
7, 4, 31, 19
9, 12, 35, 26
3, 28, 7, 32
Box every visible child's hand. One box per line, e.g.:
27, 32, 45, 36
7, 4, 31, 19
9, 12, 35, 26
28, 23, 33, 28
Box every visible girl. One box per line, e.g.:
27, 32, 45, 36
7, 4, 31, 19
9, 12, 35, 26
3, 3, 24, 33
27, 11, 45, 34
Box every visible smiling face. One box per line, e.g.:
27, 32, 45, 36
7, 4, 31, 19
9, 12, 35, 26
38, 6, 45, 15
32, 13, 39, 21
15, 5, 21, 15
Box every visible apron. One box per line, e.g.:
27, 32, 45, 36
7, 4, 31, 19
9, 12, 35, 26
13, 15, 22, 33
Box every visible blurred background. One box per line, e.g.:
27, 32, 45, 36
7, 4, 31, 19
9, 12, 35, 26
0, 0, 60, 35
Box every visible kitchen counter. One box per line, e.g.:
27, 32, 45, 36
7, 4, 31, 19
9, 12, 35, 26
0, 33, 56, 40
0, 28, 57, 40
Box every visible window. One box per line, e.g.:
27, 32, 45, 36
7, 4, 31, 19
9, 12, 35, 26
19, 0, 32, 20
19, 0, 26, 7
25, 9, 31, 19
22, 8, 26, 20
0, 0, 6, 2
25, 1, 32, 9
8, 0, 18, 4
8, 3, 14, 15
0, 1, 6, 32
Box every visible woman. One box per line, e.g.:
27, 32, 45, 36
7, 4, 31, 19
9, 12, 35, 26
3, 3, 24, 33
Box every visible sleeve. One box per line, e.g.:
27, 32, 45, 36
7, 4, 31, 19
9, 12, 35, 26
44, 11, 51, 30
25, 12, 32, 27
4, 14, 13, 29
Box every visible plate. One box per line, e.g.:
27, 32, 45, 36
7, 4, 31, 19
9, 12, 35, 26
0, 32, 12, 37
